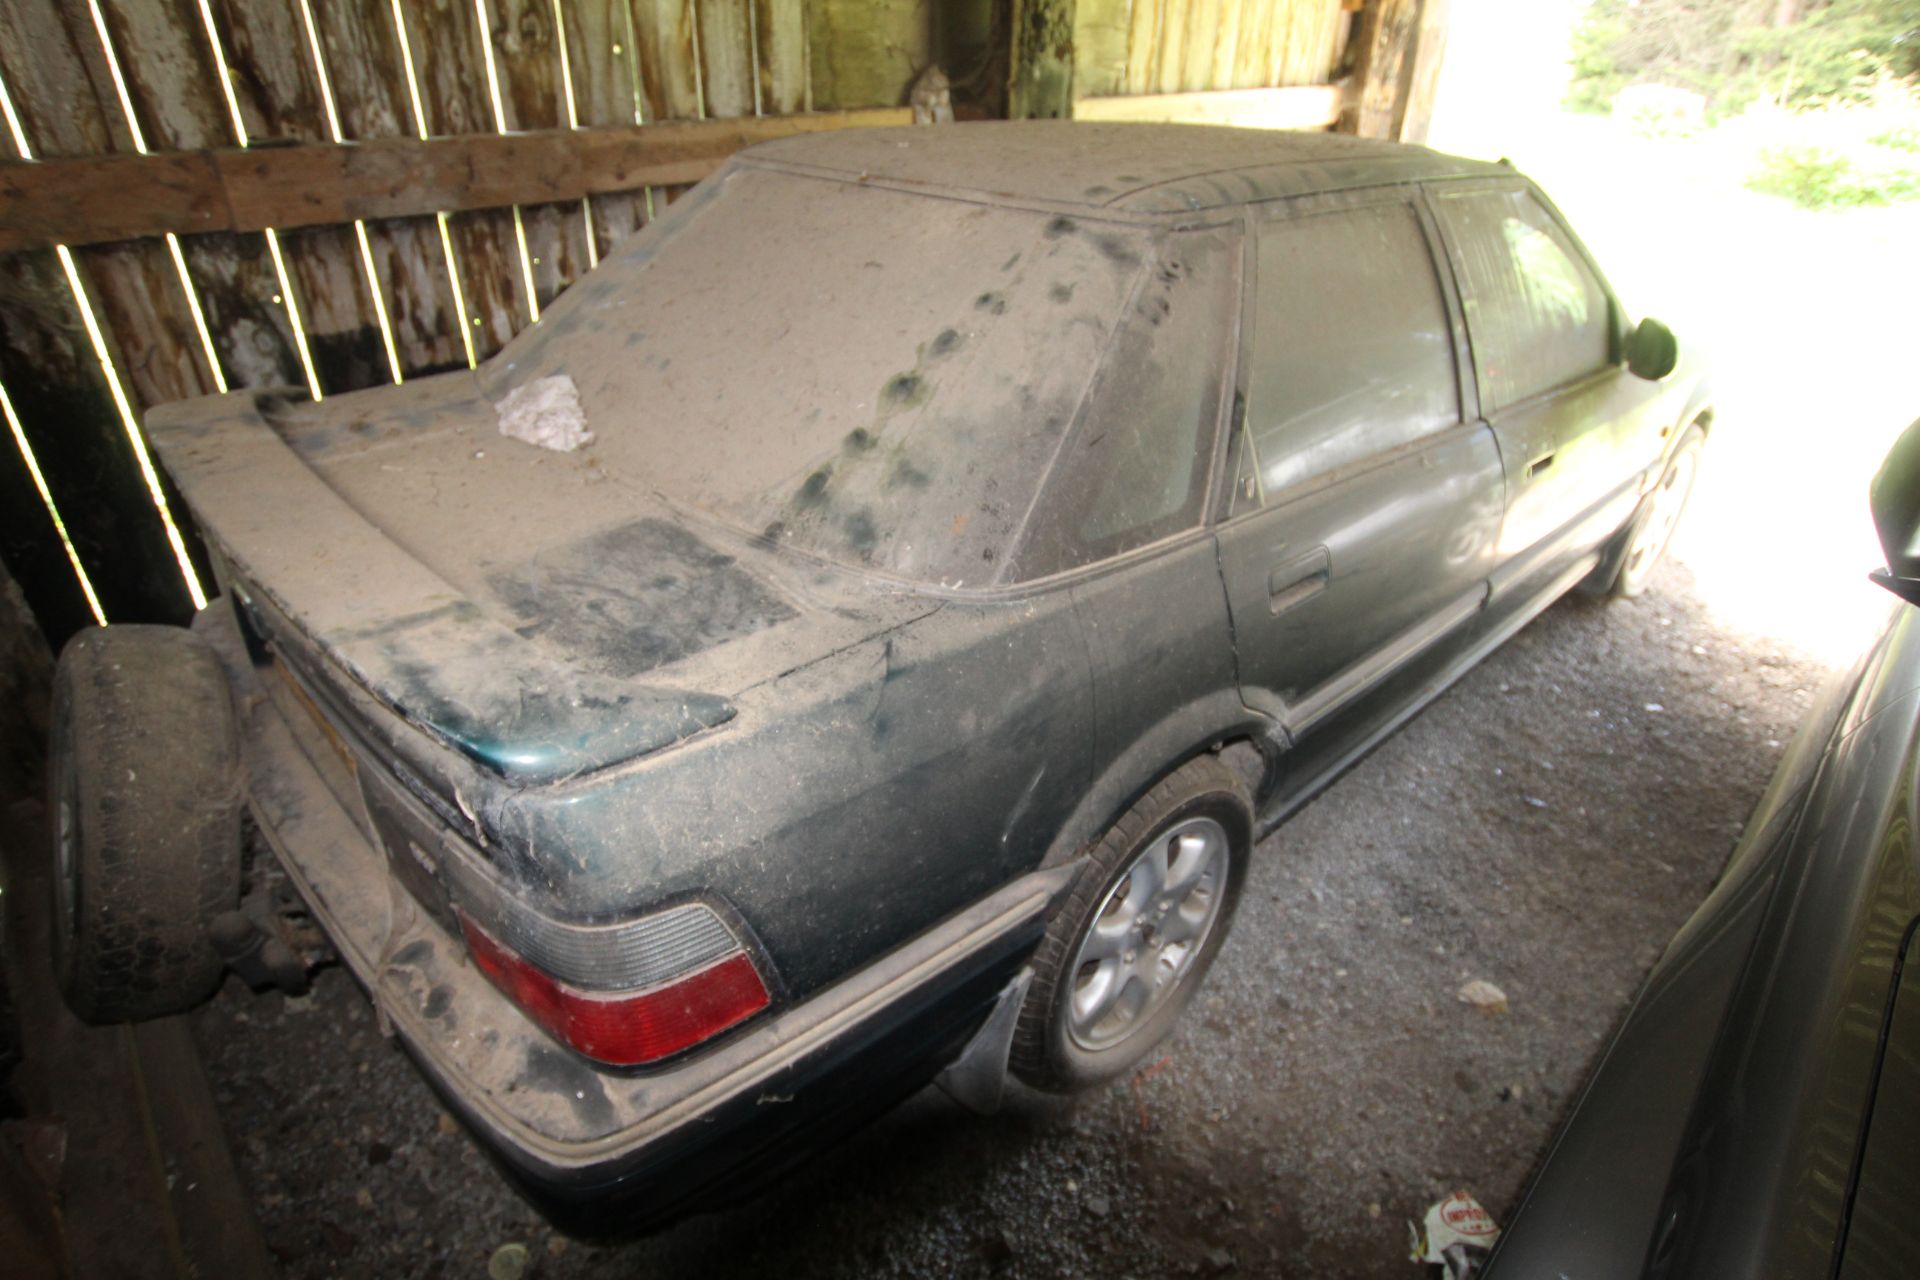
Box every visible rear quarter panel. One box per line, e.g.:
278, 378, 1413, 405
488, 588, 1094, 998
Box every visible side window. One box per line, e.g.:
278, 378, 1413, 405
1434, 188, 1613, 412
1009, 227, 1239, 580
1245, 202, 1460, 501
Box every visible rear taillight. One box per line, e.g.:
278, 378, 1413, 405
459, 911, 771, 1066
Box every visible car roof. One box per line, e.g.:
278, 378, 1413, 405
740, 121, 1511, 215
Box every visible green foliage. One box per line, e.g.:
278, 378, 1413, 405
1568, 0, 1920, 113
1747, 141, 1920, 206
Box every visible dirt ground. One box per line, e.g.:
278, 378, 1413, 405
189, 552, 1839, 1279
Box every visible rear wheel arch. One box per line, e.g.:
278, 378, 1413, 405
1038, 691, 1280, 872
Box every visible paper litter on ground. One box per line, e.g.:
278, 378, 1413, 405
495, 373, 592, 452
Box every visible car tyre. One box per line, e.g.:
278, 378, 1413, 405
1585, 424, 1705, 600
48, 624, 242, 1024
1011, 755, 1252, 1092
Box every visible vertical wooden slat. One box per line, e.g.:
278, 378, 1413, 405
77, 0, 303, 393
0, 251, 193, 623
311, 0, 466, 375
632, 0, 704, 121
1340, 0, 1422, 137
1208, 0, 1243, 90
0, 409, 97, 647
0, 0, 205, 624
559, 0, 658, 258
489, 0, 590, 311
204, 0, 396, 393
1155, 0, 1188, 93
399, 0, 530, 358
754, 0, 805, 115
45, 0, 228, 406
563, 0, 642, 125
1126, 0, 1161, 95
1233, 0, 1273, 89
1073, 0, 1133, 99
0, 0, 123, 156
1178, 0, 1216, 92
696, 0, 755, 119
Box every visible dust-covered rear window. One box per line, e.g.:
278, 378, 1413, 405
480, 165, 1149, 585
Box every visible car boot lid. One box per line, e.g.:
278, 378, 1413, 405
147, 382, 932, 786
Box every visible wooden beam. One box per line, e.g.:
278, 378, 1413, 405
1073, 85, 1342, 130
0, 109, 911, 254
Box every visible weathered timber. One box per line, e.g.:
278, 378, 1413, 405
1339, 0, 1423, 139
559, 0, 654, 257
313, 0, 467, 375
0, 415, 98, 647
0, 251, 193, 624
1397, 0, 1449, 144
405, 0, 534, 356
490, 0, 592, 313
0, 111, 914, 254
632, 0, 706, 121
698, 0, 756, 118
807, 0, 927, 110
1011, 0, 1076, 118
0, 0, 211, 623
1073, 0, 1130, 98
1080, 0, 1350, 99
1073, 84, 1341, 128
88, 0, 304, 393
756, 0, 807, 116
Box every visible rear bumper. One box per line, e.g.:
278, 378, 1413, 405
200, 603, 1066, 1231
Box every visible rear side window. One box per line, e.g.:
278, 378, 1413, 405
1245, 202, 1460, 500
1433, 188, 1613, 412
1008, 226, 1240, 580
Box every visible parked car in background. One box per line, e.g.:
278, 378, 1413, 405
46, 122, 1709, 1230
1487, 418, 1920, 1279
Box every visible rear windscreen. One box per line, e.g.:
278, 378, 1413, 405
481, 165, 1148, 585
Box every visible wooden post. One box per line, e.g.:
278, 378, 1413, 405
1011, 0, 1075, 119
1396, 0, 1449, 144
1340, 0, 1419, 139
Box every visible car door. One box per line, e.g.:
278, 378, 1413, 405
1214, 191, 1506, 757
1426, 181, 1672, 595
1005, 222, 1245, 788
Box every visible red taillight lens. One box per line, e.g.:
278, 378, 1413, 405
459, 912, 770, 1066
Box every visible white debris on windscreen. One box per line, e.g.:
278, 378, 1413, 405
495, 373, 592, 452
476, 164, 1149, 585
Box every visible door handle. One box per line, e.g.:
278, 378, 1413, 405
1267, 546, 1331, 616
1526, 451, 1555, 480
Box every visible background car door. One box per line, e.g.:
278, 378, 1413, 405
1215, 193, 1506, 754
1427, 183, 1672, 594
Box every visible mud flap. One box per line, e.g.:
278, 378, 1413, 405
934, 967, 1034, 1114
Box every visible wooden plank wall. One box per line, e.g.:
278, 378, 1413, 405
0, 0, 927, 648
1074, 0, 1353, 101
0, 0, 1381, 649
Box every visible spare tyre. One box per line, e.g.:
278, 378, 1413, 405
48, 624, 241, 1023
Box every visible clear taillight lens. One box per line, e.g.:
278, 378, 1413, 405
459, 911, 771, 1066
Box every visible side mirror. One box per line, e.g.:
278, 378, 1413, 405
1871, 418, 1920, 606
1625, 317, 1679, 381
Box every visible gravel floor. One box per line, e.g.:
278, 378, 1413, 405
191, 557, 1832, 1279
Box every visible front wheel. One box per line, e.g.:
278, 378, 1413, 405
1011, 755, 1251, 1092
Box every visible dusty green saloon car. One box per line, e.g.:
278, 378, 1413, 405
48, 123, 1708, 1227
